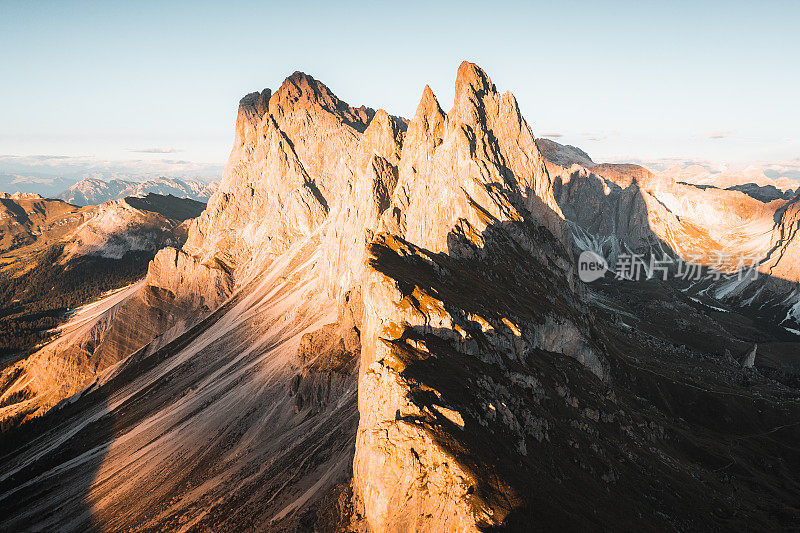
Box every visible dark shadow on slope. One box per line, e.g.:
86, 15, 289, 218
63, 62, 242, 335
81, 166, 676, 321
125, 193, 206, 221
365, 203, 800, 529
0, 197, 31, 225
726, 183, 797, 203
0, 392, 111, 531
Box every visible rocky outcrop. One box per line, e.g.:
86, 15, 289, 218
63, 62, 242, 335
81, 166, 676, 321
535, 138, 594, 169
354, 226, 605, 531
145, 246, 233, 312
59, 196, 202, 261
291, 289, 362, 413
129, 64, 581, 529
1, 61, 583, 529
350, 63, 607, 531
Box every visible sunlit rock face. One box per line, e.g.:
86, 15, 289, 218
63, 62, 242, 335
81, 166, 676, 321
146, 72, 399, 309
354, 228, 605, 531
114, 61, 571, 384
349, 63, 612, 531
123, 63, 587, 529
0, 61, 585, 529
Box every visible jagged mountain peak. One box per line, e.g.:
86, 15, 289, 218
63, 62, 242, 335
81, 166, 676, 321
238, 88, 270, 113
270, 70, 375, 132
380, 61, 565, 253
454, 60, 495, 100
450, 61, 502, 124
3, 61, 800, 533
407, 84, 446, 147
419, 83, 440, 110
361, 108, 404, 164
278, 70, 336, 105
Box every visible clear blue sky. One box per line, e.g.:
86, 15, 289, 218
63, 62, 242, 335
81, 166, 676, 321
1, 0, 798, 169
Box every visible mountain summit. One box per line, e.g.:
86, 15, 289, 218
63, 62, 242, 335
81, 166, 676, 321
1, 63, 798, 531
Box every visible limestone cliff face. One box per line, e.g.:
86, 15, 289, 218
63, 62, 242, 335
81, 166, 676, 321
77, 73, 383, 387
0, 70, 400, 430
316, 107, 405, 296
540, 138, 800, 327
541, 143, 780, 270
146, 72, 393, 309
761, 196, 800, 281
710, 195, 800, 322
124, 62, 568, 366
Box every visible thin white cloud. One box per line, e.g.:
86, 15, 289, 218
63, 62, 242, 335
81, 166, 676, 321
540, 133, 563, 139
582, 131, 620, 142
130, 147, 182, 154
0, 154, 222, 181
705, 131, 733, 140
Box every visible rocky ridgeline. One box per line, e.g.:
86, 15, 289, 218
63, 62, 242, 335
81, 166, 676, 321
57, 177, 218, 206
130, 61, 595, 529
1, 63, 798, 531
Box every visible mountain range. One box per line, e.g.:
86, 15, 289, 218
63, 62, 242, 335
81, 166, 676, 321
0, 63, 798, 531
56, 176, 219, 206
0, 174, 76, 197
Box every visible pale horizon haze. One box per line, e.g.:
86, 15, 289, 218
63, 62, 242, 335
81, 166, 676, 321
1, 0, 798, 184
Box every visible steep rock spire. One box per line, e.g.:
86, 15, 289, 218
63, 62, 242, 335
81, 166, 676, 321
380, 61, 564, 255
